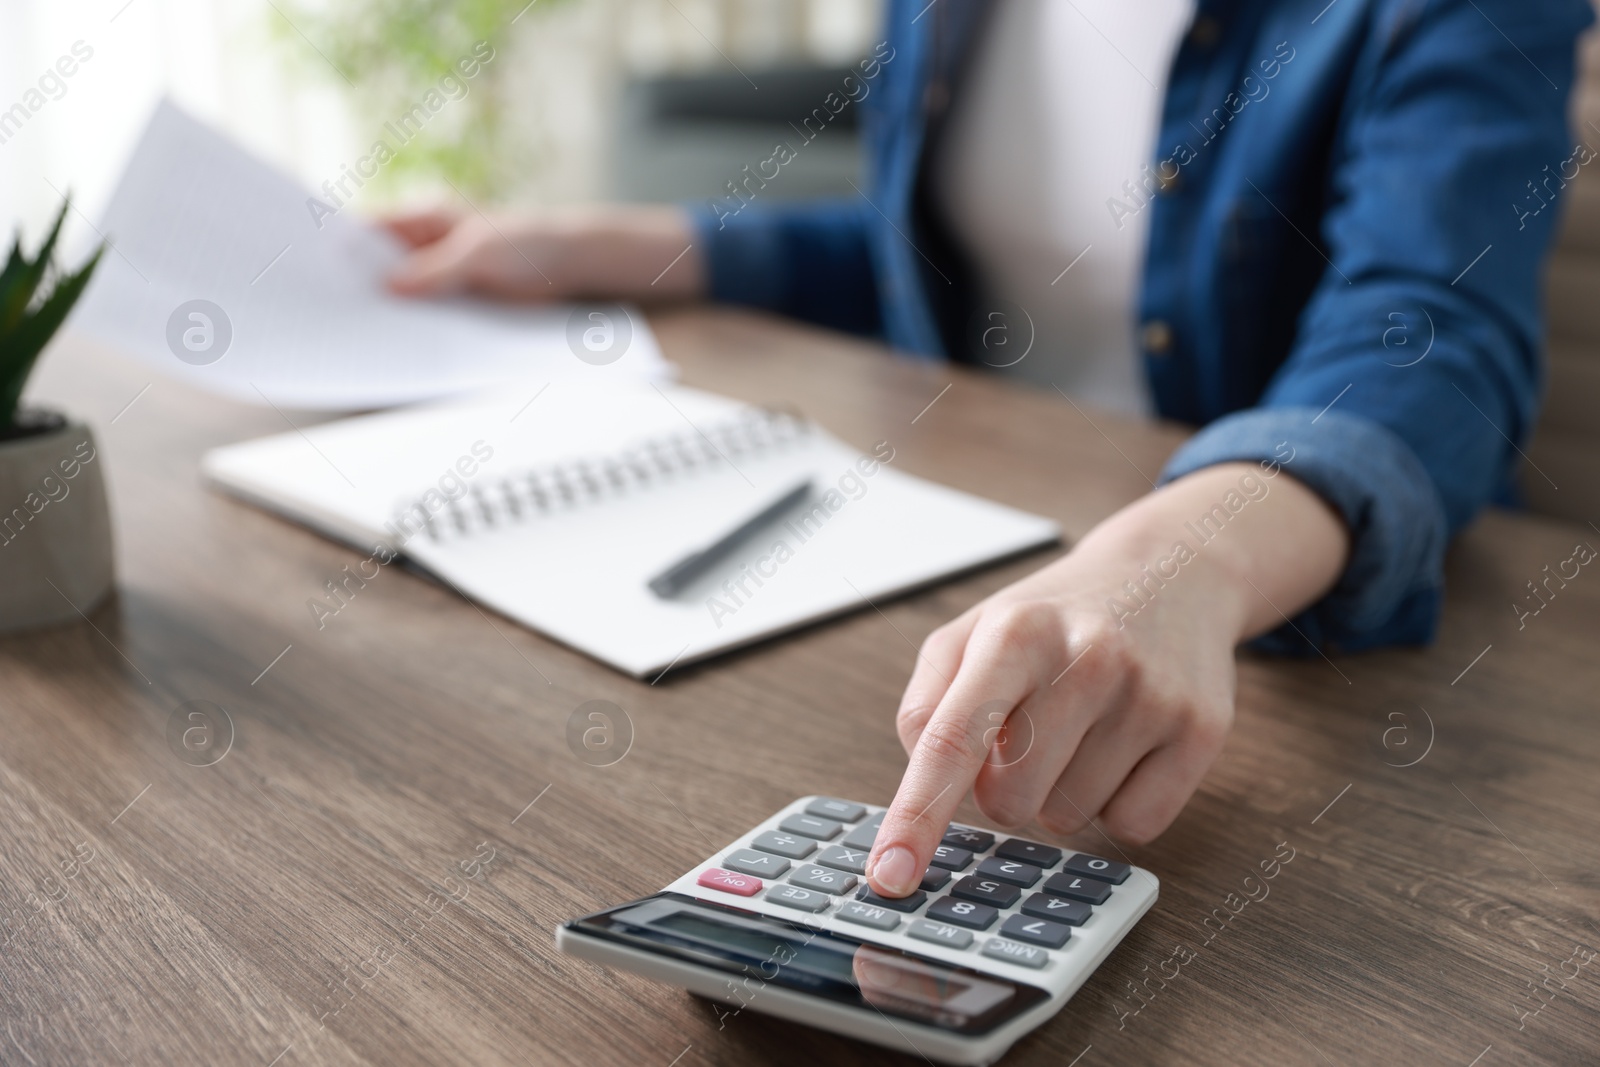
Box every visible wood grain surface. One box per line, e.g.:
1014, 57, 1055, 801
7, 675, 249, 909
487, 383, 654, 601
3, 307, 1598, 1067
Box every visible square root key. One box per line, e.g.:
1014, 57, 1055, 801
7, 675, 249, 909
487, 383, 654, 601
722, 850, 790, 879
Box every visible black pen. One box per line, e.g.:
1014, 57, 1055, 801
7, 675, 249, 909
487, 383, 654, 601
647, 479, 813, 599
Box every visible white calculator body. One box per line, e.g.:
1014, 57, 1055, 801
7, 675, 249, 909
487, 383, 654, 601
557, 796, 1158, 1065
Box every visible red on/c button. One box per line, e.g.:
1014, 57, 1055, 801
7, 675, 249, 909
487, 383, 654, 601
697, 868, 762, 896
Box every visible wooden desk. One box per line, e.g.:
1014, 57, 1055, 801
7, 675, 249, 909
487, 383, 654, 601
5, 308, 1599, 1066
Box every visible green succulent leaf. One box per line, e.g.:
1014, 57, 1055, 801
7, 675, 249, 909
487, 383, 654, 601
0, 198, 71, 336
0, 200, 103, 431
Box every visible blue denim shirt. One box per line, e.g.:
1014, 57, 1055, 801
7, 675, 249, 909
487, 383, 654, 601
692, 0, 1592, 653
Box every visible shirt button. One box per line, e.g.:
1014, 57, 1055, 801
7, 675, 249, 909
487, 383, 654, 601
1141, 320, 1175, 356
1156, 168, 1182, 195
1189, 15, 1222, 49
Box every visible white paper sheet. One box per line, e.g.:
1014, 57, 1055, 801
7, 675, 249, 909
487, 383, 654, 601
70, 99, 669, 409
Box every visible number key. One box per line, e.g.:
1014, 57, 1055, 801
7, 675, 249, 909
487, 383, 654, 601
929, 844, 974, 871
950, 876, 1020, 909
1000, 913, 1071, 950
1020, 893, 1091, 925
926, 896, 999, 930
975, 856, 1040, 887
1064, 853, 1131, 884
1042, 871, 1112, 905
854, 886, 927, 913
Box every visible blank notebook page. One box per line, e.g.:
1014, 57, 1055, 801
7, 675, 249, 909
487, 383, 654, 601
202, 381, 1060, 677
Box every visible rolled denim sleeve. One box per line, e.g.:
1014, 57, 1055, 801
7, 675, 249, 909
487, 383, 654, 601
688, 197, 882, 337
1162, 0, 1587, 653
1159, 407, 1447, 653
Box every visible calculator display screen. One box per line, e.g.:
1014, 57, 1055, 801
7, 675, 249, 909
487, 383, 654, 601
568, 893, 1050, 1036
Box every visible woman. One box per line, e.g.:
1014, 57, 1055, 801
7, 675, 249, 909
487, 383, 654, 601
385, 0, 1593, 899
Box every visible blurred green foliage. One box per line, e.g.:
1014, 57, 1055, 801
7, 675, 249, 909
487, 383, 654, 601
269, 0, 566, 199
0, 199, 102, 431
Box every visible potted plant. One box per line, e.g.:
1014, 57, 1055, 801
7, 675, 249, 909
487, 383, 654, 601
0, 198, 113, 632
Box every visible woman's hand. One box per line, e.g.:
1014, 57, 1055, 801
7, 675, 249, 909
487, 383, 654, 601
864, 462, 1349, 898
382, 204, 705, 303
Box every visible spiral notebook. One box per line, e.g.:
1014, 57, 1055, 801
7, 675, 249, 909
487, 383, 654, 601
201, 382, 1060, 678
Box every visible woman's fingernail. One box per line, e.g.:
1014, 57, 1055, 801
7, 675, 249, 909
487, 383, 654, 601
870, 846, 917, 897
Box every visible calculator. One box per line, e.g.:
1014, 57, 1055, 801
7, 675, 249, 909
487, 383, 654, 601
557, 796, 1158, 1064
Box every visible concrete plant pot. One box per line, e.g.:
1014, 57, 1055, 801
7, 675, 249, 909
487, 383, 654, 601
0, 411, 114, 632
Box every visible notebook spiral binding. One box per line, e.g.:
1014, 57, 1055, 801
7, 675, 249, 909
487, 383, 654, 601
392, 406, 812, 542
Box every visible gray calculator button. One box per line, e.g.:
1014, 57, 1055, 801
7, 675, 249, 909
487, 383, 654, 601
926, 896, 998, 930
920, 867, 952, 892
841, 822, 880, 851
908, 918, 974, 950
1000, 913, 1071, 949
780, 814, 843, 840
752, 831, 816, 859
766, 884, 831, 913
723, 849, 790, 879
789, 865, 857, 894
836, 900, 900, 931
815, 845, 869, 875
981, 937, 1049, 969
975, 856, 1041, 887
806, 798, 867, 822
930, 844, 974, 871
1021, 893, 1091, 925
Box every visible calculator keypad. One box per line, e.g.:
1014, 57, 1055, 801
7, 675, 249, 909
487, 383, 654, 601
687, 798, 1135, 975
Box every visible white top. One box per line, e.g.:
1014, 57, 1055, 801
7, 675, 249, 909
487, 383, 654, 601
933, 0, 1196, 415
